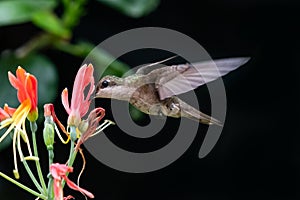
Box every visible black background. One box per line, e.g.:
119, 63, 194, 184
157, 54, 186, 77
0, 0, 300, 199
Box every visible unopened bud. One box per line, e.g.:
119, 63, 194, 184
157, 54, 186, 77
43, 121, 55, 150
78, 120, 89, 134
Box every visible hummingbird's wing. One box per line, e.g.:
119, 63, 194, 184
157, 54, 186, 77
154, 57, 250, 100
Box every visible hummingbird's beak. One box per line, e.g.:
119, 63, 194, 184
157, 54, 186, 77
91, 93, 97, 100
93, 91, 101, 99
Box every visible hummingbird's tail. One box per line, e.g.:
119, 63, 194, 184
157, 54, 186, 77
178, 99, 223, 126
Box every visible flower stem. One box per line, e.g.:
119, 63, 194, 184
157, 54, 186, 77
0, 172, 47, 199
30, 121, 47, 194
68, 145, 78, 170
67, 126, 77, 167
47, 177, 54, 200
19, 149, 44, 194
62, 125, 78, 188
47, 149, 54, 200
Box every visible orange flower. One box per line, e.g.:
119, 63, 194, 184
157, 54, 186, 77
0, 67, 39, 178
8, 66, 38, 121
50, 163, 94, 200
0, 108, 10, 121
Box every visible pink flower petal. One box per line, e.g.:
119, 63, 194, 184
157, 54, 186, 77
64, 195, 74, 200
70, 64, 87, 111
50, 163, 94, 199
63, 64, 96, 126
64, 176, 94, 198
61, 88, 71, 114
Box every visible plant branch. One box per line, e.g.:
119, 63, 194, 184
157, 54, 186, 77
0, 172, 47, 199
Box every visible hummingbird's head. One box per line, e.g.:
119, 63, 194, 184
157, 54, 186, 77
95, 75, 130, 100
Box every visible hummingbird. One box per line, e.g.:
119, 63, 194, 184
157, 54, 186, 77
95, 56, 249, 126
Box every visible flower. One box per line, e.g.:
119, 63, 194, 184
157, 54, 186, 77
56, 64, 113, 145
43, 103, 70, 145
50, 163, 94, 200
8, 66, 38, 121
75, 107, 105, 149
0, 67, 39, 178
61, 64, 95, 127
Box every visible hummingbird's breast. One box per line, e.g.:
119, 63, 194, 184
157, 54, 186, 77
129, 83, 161, 114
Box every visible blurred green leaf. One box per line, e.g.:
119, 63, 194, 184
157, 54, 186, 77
97, 0, 160, 18
0, 0, 57, 27
32, 11, 71, 39
87, 45, 131, 77
0, 52, 58, 112
53, 40, 131, 77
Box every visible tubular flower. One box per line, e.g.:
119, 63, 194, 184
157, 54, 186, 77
61, 64, 95, 127
43, 103, 70, 144
75, 107, 105, 149
8, 66, 38, 122
0, 67, 39, 179
50, 163, 94, 200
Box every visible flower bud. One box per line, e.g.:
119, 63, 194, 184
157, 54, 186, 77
78, 120, 89, 134
43, 119, 55, 150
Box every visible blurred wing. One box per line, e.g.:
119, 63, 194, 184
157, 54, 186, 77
157, 57, 250, 100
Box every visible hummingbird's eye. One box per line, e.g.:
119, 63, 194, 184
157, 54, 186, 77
101, 80, 109, 88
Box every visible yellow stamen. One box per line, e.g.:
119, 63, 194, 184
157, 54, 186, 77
17, 130, 23, 162
0, 121, 15, 143
21, 121, 34, 157
54, 124, 70, 144
13, 169, 20, 179
0, 118, 13, 129
13, 128, 19, 179
91, 120, 115, 137
0, 99, 31, 143
24, 156, 39, 161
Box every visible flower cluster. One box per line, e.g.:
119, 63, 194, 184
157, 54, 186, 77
0, 64, 113, 200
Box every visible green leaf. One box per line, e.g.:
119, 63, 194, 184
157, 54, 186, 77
32, 11, 71, 39
97, 0, 160, 18
0, 0, 57, 27
60, 41, 131, 77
